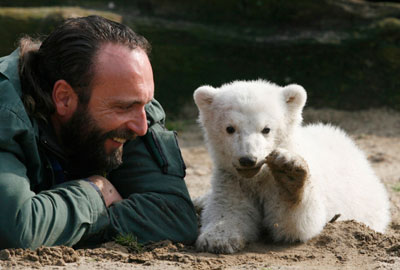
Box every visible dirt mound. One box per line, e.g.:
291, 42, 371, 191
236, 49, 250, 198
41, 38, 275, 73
308, 220, 400, 264
0, 245, 79, 268
1, 220, 399, 269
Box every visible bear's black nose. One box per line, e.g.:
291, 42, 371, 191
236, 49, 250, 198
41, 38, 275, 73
239, 156, 257, 167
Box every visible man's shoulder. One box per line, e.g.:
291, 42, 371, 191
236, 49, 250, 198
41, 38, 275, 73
121, 99, 186, 178
0, 50, 34, 132
0, 49, 22, 91
143, 101, 186, 178
145, 99, 166, 126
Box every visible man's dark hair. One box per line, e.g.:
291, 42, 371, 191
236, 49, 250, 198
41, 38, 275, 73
19, 15, 151, 121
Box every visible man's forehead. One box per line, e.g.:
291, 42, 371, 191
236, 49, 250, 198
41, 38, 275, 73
94, 44, 149, 72
90, 43, 153, 85
97, 43, 131, 61
88, 46, 154, 105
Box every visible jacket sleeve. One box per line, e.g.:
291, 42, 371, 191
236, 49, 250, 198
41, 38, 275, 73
0, 107, 109, 249
85, 101, 198, 246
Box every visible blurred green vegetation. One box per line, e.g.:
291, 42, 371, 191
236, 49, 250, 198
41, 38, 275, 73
0, 1, 399, 118
114, 233, 143, 253
393, 183, 400, 192
0, 7, 121, 51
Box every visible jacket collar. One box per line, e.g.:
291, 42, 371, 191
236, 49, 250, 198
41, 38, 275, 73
0, 49, 22, 96
37, 119, 68, 163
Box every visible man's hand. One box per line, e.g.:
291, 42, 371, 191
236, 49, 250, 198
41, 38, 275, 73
87, 175, 123, 207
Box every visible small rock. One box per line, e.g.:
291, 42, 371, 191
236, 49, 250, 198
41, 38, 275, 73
26, 253, 40, 262
368, 153, 385, 163
55, 259, 66, 266
0, 249, 11, 260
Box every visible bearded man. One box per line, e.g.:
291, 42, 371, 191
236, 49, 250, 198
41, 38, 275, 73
0, 15, 197, 249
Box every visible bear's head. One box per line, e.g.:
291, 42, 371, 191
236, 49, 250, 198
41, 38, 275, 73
193, 79, 306, 178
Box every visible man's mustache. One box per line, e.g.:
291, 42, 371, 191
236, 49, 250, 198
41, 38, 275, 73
104, 128, 137, 141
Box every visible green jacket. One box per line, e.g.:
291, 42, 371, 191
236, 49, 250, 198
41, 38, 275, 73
0, 49, 198, 249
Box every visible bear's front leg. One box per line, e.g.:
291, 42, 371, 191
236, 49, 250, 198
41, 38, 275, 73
196, 217, 249, 254
196, 181, 261, 253
266, 149, 309, 206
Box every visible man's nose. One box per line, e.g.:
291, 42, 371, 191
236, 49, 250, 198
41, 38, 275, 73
126, 109, 148, 137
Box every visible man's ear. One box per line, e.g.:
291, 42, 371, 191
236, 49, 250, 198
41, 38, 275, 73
193, 85, 217, 111
52, 79, 78, 120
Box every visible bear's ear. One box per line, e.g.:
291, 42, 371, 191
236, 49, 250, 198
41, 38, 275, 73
193, 85, 217, 110
282, 84, 307, 111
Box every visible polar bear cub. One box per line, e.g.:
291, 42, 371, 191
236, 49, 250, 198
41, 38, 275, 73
193, 79, 390, 254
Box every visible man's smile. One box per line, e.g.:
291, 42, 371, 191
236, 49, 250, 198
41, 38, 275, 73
112, 137, 127, 144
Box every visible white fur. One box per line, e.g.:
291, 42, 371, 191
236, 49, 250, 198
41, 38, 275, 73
193, 79, 390, 254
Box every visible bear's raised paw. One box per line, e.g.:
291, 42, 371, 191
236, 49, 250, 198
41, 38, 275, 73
266, 149, 309, 206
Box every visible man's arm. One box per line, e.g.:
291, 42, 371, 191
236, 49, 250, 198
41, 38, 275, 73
0, 153, 110, 249
0, 108, 109, 249
86, 175, 123, 207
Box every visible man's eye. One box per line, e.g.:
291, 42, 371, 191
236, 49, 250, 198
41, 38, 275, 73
226, 126, 235, 134
262, 127, 270, 134
117, 105, 132, 110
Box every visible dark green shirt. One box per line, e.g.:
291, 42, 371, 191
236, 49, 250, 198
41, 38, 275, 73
0, 49, 197, 249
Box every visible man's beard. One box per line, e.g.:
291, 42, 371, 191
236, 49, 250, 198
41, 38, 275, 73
59, 104, 136, 175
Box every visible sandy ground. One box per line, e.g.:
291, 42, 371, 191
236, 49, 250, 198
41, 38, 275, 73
0, 108, 399, 270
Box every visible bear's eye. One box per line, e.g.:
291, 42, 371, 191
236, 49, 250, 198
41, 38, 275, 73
226, 126, 235, 134
262, 127, 270, 134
